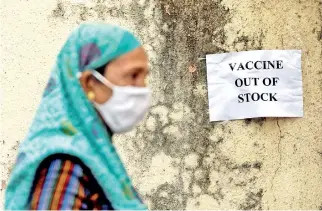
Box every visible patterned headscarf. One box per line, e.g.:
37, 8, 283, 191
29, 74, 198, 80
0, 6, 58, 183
5, 22, 147, 210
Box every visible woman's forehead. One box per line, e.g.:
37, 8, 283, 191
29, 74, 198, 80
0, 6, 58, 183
119, 47, 147, 61
113, 47, 148, 67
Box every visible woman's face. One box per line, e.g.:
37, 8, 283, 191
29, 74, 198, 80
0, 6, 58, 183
79, 46, 149, 104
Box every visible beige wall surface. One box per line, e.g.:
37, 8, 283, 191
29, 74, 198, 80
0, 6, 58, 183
1, 0, 321, 209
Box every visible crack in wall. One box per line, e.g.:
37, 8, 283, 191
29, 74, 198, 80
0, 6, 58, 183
271, 119, 283, 202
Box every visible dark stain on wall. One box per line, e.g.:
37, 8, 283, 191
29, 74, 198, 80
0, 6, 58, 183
239, 188, 263, 210
130, 0, 265, 208
50, 1, 127, 22
244, 117, 266, 126
148, 183, 185, 210
148, 1, 232, 208
318, 204, 322, 210
52, 1, 65, 18
318, 28, 322, 41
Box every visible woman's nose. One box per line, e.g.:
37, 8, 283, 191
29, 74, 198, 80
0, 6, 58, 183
144, 77, 149, 87
134, 76, 148, 87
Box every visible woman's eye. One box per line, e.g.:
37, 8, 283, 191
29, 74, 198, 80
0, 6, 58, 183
132, 73, 138, 79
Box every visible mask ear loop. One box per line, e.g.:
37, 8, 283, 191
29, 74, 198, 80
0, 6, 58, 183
76, 71, 115, 89
92, 70, 115, 89
76, 72, 82, 79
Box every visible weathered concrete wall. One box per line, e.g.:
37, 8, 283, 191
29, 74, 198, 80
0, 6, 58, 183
1, 0, 321, 209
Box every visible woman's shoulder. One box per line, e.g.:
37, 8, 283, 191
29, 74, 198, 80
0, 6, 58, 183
37, 153, 89, 170
30, 153, 113, 209
34, 153, 90, 183
34, 153, 103, 191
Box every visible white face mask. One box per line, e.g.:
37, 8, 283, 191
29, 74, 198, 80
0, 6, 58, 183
90, 71, 151, 133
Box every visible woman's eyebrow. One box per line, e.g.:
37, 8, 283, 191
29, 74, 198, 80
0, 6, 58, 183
129, 66, 148, 74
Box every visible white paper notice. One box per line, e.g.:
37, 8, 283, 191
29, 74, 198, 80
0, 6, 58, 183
206, 50, 303, 121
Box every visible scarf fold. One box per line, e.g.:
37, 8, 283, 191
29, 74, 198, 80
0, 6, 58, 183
5, 22, 147, 210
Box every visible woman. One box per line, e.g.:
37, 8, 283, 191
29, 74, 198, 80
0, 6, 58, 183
5, 22, 150, 210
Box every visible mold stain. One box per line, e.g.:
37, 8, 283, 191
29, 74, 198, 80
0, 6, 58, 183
239, 189, 263, 210
52, 1, 65, 18
50, 1, 127, 22
149, 183, 185, 210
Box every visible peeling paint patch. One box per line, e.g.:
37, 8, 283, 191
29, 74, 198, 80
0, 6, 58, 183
150, 106, 169, 126
192, 184, 202, 195
163, 125, 180, 136
184, 153, 200, 169
181, 170, 193, 193
146, 116, 156, 131
1, 180, 6, 191
138, 152, 179, 193
169, 110, 184, 121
